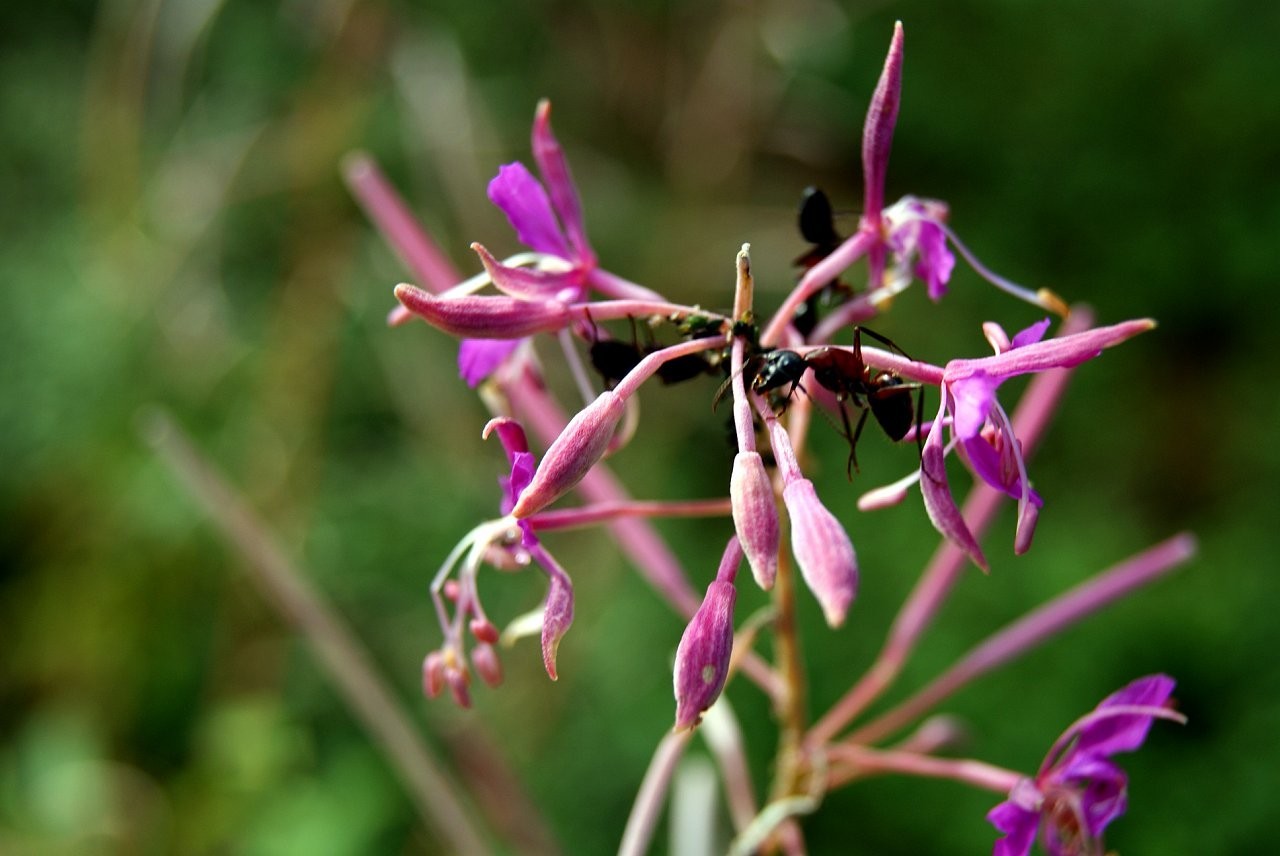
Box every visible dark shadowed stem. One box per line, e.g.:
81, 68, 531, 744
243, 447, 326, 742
807, 307, 1096, 746
141, 409, 494, 855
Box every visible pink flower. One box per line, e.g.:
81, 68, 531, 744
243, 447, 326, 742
672, 539, 741, 730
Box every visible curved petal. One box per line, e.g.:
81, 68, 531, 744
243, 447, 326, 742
532, 100, 595, 265
487, 162, 570, 258
1076, 674, 1177, 758
920, 392, 989, 571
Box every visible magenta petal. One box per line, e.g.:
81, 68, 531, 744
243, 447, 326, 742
458, 338, 521, 387
1057, 755, 1129, 838
914, 219, 955, 300
961, 435, 1044, 507
1076, 674, 1177, 758
532, 101, 595, 266
920, 397, 989, 571
487, 162, 571, 258
949, 373, 1000, 439
1011, 317, 1053, 350
987, 800, 1039, 856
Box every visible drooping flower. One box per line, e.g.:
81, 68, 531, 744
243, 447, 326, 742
921, 319, 1154, 566
987, 675, 1183, 856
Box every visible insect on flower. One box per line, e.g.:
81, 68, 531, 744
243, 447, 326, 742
716, 327, 922, 477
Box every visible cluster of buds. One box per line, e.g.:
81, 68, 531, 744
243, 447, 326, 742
346, 21, 1191, 855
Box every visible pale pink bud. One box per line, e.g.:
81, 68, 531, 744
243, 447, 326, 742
541, 570, 574, 681
444, 665, 472, 708
393, 282, 572, 339
730, 451, 779, 590
1014, 502, 1040, 556
782, 479, 858, 628
673, 580, 737, 731
471, 643, 504, 688
510, 391, 626, 518
422, 651, 446, 699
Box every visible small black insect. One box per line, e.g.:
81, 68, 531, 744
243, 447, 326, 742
791, 187, 851, 337
804, 327, 922, 476
587, 315, 720, 389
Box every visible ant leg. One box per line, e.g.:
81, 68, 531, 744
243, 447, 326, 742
855, 325, 915, 361
848, 406, 871, 478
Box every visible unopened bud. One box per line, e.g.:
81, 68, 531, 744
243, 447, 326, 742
511, 391, 626, 518
782, 479, 858, 628
471, 643, 504, 688
422, 651, 446, 699
470, 617, 500, 645
394, 283, 572, 339
730, 452, 779, 590
673, 580, 737, 731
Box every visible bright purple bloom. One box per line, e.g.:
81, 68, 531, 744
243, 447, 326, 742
988, 675, 1182, 856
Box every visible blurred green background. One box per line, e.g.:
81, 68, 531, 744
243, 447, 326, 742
3, 0, 1277, 853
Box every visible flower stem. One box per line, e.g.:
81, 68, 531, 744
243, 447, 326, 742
528, 498, 733, 531
825, 744, 1022, 793
844, 533, 1195, 746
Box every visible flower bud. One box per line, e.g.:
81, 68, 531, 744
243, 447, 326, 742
782, 479, 858, 628
511, 391, 626, 518
541, 571, 574, 681
673, 580, 737, 731
730, 452, 779, 590
471, 643, 504, 688
393, 283, 572, 339
422, 650, 446, 699
470, 617, 500, 645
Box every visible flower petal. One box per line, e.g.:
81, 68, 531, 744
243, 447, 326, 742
532, 100, 595, 265
1075, 674, 1177, 759
471, 242, 583, 301
987, 799, 1040, 856
920, 394, 989, 571
487, 162, 571, 258
458, 338, 521, 387
395, 283, 574, 339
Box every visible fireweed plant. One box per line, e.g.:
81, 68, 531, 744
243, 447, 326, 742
345, 23, 1193, 856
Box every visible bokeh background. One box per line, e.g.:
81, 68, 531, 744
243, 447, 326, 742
3, 0, 1278, 853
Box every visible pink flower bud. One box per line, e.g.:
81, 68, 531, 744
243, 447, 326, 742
673, 579, 737, 731
541, 570, 574, 681
782, 479, 858, 628
422, 651, 446, 699
393, 282, 572, 339
470, 617, 499, 645
511, 391, 626, 518
471, 643, 504, 688
730, 451, 779, 590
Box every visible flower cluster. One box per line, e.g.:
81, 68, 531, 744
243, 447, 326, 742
346, 20, 1190, 855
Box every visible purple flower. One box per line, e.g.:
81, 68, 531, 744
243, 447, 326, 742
921, 319, 1154, 565
988, 675, 1182, 856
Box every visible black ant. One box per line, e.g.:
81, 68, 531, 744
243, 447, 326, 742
586, 314, 720, 389
721, 327, 922, 478
792, 187, 852, 337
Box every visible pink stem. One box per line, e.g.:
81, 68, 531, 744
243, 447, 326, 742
845, 533, 1195, 746
528, 498, 732, 531
826, 744, 1022, 794
760, 229, 878, 346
